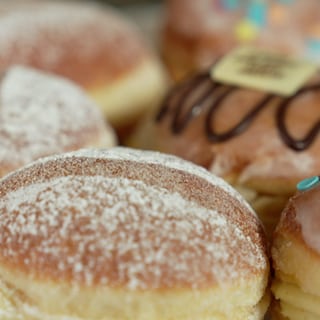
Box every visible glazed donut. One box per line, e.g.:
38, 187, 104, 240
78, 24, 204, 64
0, 147, 269, 320
0, 0, 168, 136
0, 65, 116, 178
271, 177, 320, 320
129, 68, 320, 236
162, 0, 320, 80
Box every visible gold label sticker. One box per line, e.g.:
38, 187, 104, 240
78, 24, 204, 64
211, 46, 318, 96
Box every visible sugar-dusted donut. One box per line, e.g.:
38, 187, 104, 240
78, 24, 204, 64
0, 147, 269, 319
0, 65, 116, 177
0, 1, 168, 136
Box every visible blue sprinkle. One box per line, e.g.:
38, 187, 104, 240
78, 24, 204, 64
297, 176, 320, 191
307, 39, 320, 52
305, 39, 320, 63
221, 0, 239, 10
247, 1, 267, 28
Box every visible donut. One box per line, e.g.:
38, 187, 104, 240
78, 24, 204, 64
0, 147, 270, 319
0, 65, 116, 178
271, 176, 320, 320
0, 0, 168, 137
162, 0, 320, 80
129, 67, 320, 236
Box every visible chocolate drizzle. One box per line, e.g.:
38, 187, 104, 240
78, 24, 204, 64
156, 72, 320, 151
277, 84, 320, 151
206, 89, 274, 143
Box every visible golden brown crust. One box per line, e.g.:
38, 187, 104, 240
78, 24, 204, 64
0, 1, 169, 136
273, 196, 301, 240
270, 300, 290, 320
0, 148, 268, 289
0, 1, 149, 89
271, 187, 320, 319
274, 184, 320, 258
161, 21, 235, 80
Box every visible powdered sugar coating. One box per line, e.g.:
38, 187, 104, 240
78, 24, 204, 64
0, 148, 268, 290
0, 1, 148, 87
0, 66, 115, 175
0, 175, 266, 289
58, 147, 257, 216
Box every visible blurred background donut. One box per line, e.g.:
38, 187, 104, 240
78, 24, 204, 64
161, 0, 320, 80
0, 0, 168, 140
0, 65, 116, 177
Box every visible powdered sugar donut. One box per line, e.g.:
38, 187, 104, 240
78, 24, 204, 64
0, 1, 168, 136
0, 65, 116, 177
0, 147, 269, 320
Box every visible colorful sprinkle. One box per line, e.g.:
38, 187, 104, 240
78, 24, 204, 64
297, 176, 320, 191
306, 38, 320, 63
247, 1, 267, 28
235, 19, 259, 42
221, 0, 240, 10
309, 23, 320, 36
269, 3, 288, 25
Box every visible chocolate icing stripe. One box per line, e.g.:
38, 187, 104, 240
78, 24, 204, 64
277, 84, 320, 151
156, 72, 320, 152
172, 74, 212, 133
206, 89, 274, 143
155, 73, 208, 125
